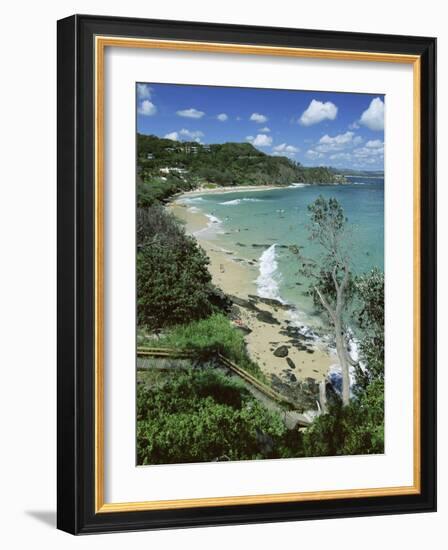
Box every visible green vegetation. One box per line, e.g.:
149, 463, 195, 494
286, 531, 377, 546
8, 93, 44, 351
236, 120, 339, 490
289, 197, 384, 454
137, 133, 345, 207
295, 196, 354, 405
142, 313, 266, 382
135, 135, 385, 462
303, 378, 384, 456
137, 204, 216, 328
353, 268, 385, 387
336, 168, 384, 177
137, 369, 292, 465
300, 263, 385, 454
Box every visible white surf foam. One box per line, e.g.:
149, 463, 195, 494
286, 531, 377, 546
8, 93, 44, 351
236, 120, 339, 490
193, 213, 223, 237
220, 198, 263, 205
182, 196, 207, 204
256, 244, 282, 301
205, 214, 221, 224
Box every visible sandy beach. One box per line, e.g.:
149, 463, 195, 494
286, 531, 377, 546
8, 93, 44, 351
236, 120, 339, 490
169, 200, 335, 386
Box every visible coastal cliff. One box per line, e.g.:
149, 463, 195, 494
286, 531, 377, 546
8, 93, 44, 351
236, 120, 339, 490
137, 133, 346, 205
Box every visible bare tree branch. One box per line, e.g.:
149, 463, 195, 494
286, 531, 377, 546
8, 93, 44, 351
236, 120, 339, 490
314, 286, 336, 323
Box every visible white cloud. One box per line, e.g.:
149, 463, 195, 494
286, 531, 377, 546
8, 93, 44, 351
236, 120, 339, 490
217, 113, 228, 121
359, 97, 384, 131
250, 112, 268, 123
246, 134, 273, 147
259, 127, 271, 133
164, 131, 179, 141
179, 129, 204, 140
163, 129, 204, 143
325, 140, 384, 167
273, 143, 300, 155
137, 83, 152, 99
138, 100, 157, 116
315, 131, 362, 153
365, 139, 384, 148
329, 152, 352, 161
299, 99, 338, 126
176, 108, 205, 119
306, 149, 325, 160
353, 146, 384, 159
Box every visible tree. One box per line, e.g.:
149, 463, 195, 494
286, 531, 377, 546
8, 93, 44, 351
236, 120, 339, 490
297, 196, 357, 405
353, 268, 385, 389
137, 205, 214, 328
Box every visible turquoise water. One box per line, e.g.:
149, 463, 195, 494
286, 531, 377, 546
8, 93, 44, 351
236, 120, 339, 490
181, 176, 384, 322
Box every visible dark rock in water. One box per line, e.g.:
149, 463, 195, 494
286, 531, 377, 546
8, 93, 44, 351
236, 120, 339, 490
273, 345, 289, 358
236, 242, 247, 247
276, 244, 290, 249
286, 357, 296, 369
279, 325, 314, 341
251, 243, 271, 249
256, 310, 280, 325
247, 294, 292, 310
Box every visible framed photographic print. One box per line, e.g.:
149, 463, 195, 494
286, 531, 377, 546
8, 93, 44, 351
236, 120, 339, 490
57, 14, 436, 534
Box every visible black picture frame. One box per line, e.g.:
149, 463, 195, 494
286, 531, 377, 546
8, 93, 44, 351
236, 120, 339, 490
57, 14, 436, 534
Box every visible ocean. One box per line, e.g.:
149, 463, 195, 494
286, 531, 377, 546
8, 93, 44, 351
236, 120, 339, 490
181, 176, 384, 327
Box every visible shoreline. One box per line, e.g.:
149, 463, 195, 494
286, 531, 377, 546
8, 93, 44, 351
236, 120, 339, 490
168, 184, 287, 201
168, 201, 335, 386
168, 179, 353, 203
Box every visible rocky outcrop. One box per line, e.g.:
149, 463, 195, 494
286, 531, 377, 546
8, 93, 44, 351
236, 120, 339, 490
273, 345, 289, 358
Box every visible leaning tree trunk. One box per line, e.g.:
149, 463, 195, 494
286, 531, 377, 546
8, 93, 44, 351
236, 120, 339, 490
314, 266, 351, 406
335, 317, 350, 406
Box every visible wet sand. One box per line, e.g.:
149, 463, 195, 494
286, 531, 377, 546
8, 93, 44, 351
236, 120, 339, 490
168, 201, 334, 384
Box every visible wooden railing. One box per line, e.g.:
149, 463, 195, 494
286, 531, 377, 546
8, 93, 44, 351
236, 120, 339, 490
137, 346, 294, 407
136, 346, 311, 428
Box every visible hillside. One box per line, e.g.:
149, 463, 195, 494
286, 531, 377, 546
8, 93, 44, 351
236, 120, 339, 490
335, 168, 384, 177
137, 134, 345, 206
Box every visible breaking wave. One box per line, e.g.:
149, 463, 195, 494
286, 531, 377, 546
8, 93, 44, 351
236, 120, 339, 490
220, 198, 263, 205
256, 244, 282, 301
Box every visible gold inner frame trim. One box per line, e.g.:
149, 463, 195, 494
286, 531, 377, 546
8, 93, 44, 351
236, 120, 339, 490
94, 35, 421, 514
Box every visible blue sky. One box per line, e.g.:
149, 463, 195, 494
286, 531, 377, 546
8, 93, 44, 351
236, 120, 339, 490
136, 83, 385, 171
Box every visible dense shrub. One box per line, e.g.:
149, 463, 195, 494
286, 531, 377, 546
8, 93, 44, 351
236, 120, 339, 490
303, 379, 384, 456
143, 313, 266, 382
353, 268, 385, 387
137, 370, 287, 465
137, 205, 214, 328
302, 268, 385, 457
